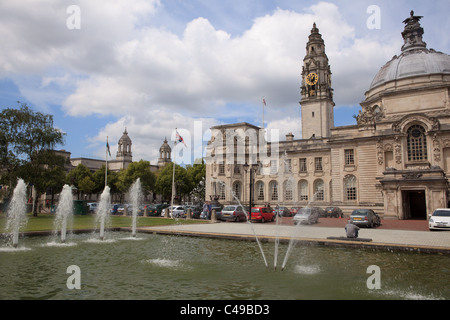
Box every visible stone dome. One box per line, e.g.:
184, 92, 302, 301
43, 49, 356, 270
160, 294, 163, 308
369, 49, 450, 90
369, 11, 450, 91
119, 128, 131, 142
159, 138, 171, 152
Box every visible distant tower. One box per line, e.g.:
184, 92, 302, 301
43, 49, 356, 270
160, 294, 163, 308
300, 23, 335, 139
157, 138, 172, 167
116, 128, 132, 163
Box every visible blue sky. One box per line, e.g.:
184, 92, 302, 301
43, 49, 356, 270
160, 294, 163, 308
1, 0, 449, 164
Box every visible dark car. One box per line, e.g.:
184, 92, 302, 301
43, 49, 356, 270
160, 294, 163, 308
147, 203, 170, 216
200, 205, 223, 220
324, 207, 343, 218
349, 209, 381, 228
186, 205, 202, 219
275, 206, 291, 217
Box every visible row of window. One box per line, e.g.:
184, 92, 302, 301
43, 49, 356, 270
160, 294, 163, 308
219, 125, 429, 175
218, 150, 357, 176
217, 125, 429, 180
211, 175, 357, 202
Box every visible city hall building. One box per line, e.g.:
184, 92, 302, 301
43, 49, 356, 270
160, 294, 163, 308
205, 12, 450, 220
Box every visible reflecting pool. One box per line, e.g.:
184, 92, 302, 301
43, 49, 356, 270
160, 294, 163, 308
0, 232, 448, 300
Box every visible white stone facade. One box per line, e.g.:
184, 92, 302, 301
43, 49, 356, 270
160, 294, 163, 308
205, 12, 450, 219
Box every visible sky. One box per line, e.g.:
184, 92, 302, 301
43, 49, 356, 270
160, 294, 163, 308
1, 0, 449, 165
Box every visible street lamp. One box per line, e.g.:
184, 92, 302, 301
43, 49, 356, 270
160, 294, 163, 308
244, 162, 259, 221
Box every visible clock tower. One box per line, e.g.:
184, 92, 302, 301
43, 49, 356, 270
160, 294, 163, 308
300, 23, 335, 139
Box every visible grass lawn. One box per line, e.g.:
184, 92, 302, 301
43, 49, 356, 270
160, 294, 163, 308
0, 213, 207, 233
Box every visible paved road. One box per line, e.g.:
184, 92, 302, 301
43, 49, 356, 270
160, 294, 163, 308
138, 219, 450, 254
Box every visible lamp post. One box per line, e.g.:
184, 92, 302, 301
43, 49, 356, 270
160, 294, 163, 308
244, 162, 259, 221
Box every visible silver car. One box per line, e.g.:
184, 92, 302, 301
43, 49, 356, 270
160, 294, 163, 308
349, 209, 380, 228
293, 207, 320, 225
221, 205, 247, 222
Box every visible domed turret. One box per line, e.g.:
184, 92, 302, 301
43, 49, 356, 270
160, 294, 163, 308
359, 11, 450, 124
157, 138, 172, 167
368, 11, 450, 92
116, 128, 132, 162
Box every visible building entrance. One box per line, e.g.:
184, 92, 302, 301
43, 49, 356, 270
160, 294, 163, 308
402, 190, 427, 220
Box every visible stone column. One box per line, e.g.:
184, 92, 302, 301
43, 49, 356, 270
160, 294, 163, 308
186, 208, 192, 220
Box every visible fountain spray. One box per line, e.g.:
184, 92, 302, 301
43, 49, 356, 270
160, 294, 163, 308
5, 179, 28, 248
129, 178, 142, 237
54, 185, 74, 243
218, 180, 269, 269
96, 186, 111, 240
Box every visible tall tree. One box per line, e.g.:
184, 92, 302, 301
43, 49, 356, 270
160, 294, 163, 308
155, 163, 189, 203
186, 159, 206, 202
117, 160, 156, 194
0, 103, 66, 215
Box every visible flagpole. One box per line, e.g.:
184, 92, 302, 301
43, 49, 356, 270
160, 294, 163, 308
170, 129, 177, 218
262, 97, 266, 129
105, 136, 109, 188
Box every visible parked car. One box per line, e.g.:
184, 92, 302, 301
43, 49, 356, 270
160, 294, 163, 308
324, 206, 343, 218
293, 207, 321, 225
349, 209, 380, 228
251, 207, 275, 223
147, 203, 170, 216
171, 206, 186, 218
290, 207, 300, 215
429, 208, 450, 231
117, 204, 131, 215
200, 205, 223, 220
185, 205, 202, 219
221, 205, 247, 222
274, 206, 291, 217
87, 202, 98, 213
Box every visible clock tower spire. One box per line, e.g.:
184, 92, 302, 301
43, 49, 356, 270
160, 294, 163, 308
300, 23, 335, 139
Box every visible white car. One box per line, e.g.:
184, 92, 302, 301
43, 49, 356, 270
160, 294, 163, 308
171, 206, 186, 218
429, 208, 450, 231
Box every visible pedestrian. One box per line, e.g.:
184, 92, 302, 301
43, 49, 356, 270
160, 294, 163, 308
203, 201, 212, 220
345, 220, 360, 238
207, 201, 212, 219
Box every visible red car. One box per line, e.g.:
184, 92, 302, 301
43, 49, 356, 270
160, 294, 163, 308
251, 207, 275, 223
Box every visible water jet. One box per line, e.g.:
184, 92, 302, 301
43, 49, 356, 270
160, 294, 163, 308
96, 186, 111, 241
53, 184, 74, 243
5, 179, 28, 248
129, 178, 142, 238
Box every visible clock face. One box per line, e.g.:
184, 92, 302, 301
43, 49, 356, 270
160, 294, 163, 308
306, 73, 318, 85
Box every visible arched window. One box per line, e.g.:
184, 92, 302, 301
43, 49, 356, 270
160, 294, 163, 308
407, 125, 427, 161
313, 179, 324, 201
232, 181, 241, 201
344, 175, 357, 201
298, 180, 308, 201
256, 181, 265, 201
283, 180, 293, 201
270, 181, 278, 201
218, 182, 226, 200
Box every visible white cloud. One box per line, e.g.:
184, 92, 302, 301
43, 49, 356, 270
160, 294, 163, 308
0, 1, 429, 162
89, 111, 220, 165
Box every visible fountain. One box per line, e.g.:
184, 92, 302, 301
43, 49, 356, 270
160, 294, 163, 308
96, 186, 111, 241
1, 231, 447, 300
53, 184, 74, 243
281, 190, 321, 271
5, 178, 28, 248
129, 178, 142, 237
217, 179, 269, 268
